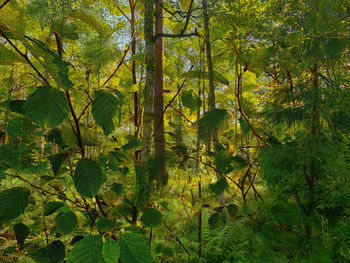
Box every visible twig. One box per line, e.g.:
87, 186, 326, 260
0, 0, 10, 10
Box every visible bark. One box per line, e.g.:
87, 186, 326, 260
141, 0, 155, 163
201, 0, 217, 145
154, 0, 166, 185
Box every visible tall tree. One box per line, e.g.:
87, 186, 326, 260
154, 0, 166, 185
141, 0, 154, 163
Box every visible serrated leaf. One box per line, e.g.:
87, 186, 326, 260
102, 240, 120, 263
25, 86, 69, 127
140, 208, 162, 228
0, 44, 25, 64
0, 187, 29, 221
49, 153, 68, 177
92, 90, 121, 135
44, 201, 65, 216
119, 233, 152, 263
67, 235, 105, 263
74, 158, 104, 198
55, 209, 77, 234
96, 218, 114, 233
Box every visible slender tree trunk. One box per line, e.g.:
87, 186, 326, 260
141, 0, 154, 163
305, 63, 319, 236
154, 0, 166, 185
202, 0, 217, 145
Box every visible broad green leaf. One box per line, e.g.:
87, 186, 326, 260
122, 136, 141, 151
119, 233, 152, 263
49, 153, 68, 177
48, 128, 64, 146
198, 109, 230, 141
208, 213, 220, 229
25, 86, 69, 127
46, 241, 66, 262
102, 240, 120, 263
92, 90, 122, 135
0, 44, 25, 64
111, 183, 123, 196
55, 208, 77, 234
227, 204, 238, 217
7, 116, 36, 136
0, 187, 29, 221
209, 178, 228, 196
67, 235, 105, 263
181, 90, 201, 113
13, 223, 29, 249
140, 208, 162, 228
44, 201, 65, 216
96, 218, 114, 233
73, 158, 104, 198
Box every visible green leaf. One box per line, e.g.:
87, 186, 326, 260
181, 90, 201, 113
119, 233, 152, 263
102, 240, 120, 263
25, 86, 69, 127
55, 208, 77, 235
209, 178, 228, 196
198, 109, 230, 141
73, 158, 104, 198
46, 241, 66, 262
111, 183, 123, 196
0, 187, 29, 221
67, 235, 105, 263
48, 128, 64, 146
96, 218, 114, 233
140, 208, 162, 228
227, 204, 238, 217
7, 116, 36, 136
0, 44, 25, 65
122, 136, 141, 151
49, 153, 68, 177
44, 201, 65, 216
208, 213, 220, 229
92, 90, 122, 135
182, 70, 229, 85
13, 223, 29, 250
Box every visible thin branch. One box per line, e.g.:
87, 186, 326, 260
102, 33, 139, 87
6, 172, 85, 209
154, 30, 199, 40
112, 0, 131, 22
0, 28, 49, 85
0, 0, 10, 10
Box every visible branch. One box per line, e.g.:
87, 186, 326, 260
112, 0, 131, 22
6, 172, 85, 209
101, 33, 139, 87
154, 29, 199, 40
0, 28, 49, 85
0, 0, 10, 10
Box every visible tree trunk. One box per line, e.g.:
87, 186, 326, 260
141, 0, 154, 163
154, 0, 166, 185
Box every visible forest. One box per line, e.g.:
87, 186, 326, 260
0, 0, 349, 262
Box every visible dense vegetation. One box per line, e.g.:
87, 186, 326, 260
0, 0, 349, 262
